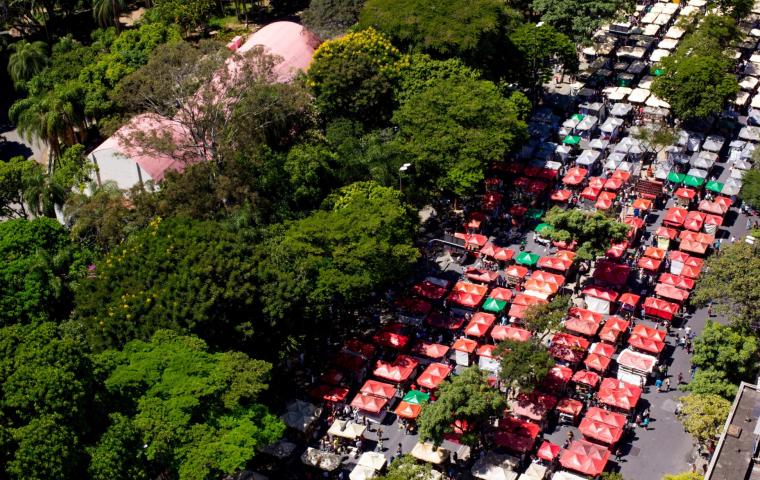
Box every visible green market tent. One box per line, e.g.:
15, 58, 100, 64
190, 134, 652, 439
526, 209, 545, 220
684, 175, 704, 188
482, 298, 507, 313
706, 180, 724, 193
653, 68, 664, 76
563, 135, 582, 145
535, 223, 554, 235
516, 252, 541, 266
403, 390, 430, 405
571, 113, 585, 122
666, 172, 685, 184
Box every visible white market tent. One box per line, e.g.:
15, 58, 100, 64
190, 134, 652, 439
650, 49, 670, 62
657, 38, 679, 50
628, 88, 651, 104
664, 26, 685, 39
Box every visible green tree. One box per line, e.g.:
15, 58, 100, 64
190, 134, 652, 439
308, 28, 405, 126
633, 124, 678, 157
740, 168, 760, 211
92, 0, 127, 29
679, 394, 731, 447
396, 54, 481, 104
690, 321, 758, 383
692, 242, 760, 328
88, 414, 149, 480
682, 369, 738, 399
146, 0, 217, 35
284, 142, 337, 210
523, 294, 569, 341
393, 76, 527, 198
601, 473, 625, 480
302, 0, 365, 39
508, 23, 578, 102
0, 322, 99, 480
95, 330, 284, 480
375, 455, 437, 480
662, 473, 703, 480
531, 0, 631, 41
496, 339, 555, 396
359, 0, 517, 78
7, 40, 48, 87
74, 218, 260, 350
0, 219, 89, 326
543, 207, 630, 261
718, 0, 753, 19
417, 366, 505, 447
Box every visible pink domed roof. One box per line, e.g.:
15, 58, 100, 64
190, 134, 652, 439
237, 21, 320, 82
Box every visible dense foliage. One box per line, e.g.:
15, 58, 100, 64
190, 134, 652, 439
544, 207, 630, 260
678, 394, 732, 447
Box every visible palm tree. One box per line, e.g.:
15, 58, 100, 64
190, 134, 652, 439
9, 91, 84, 170
7, 40, 48, 86
92, 0, 127, 30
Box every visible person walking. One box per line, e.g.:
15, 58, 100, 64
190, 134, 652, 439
664, 377, 671, 392
678, 372, 684, 385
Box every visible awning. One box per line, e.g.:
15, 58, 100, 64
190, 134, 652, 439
394, 401, 422, 419
360, 380, 397, 399
417, 363, 452, 390
559, 440, 610, 477
491, 325, 531, 342
597, 378, 642, 411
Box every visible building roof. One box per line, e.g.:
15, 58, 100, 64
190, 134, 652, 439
705, 382, 760, 480
237, 21, 320, 82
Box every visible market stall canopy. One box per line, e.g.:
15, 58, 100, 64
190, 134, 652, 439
328, 420, 367, 440
551, 189, 573, 202
417, 363, 452, 390
559, 440, 610, 477
599, 316, 630, 343
411, 442, 449, 464
541, 365, 574, 393
655, 283, 690, 303
301, 447, 341, 471
372, 330, 410, 350
563, 167, 589, 185
593, 261, 631, 286
493, 416, 541, 453
658, 273, 695, 290
579, 417, 623, 445
394, 400, 422, 419
412, 279, 450, 300
598, 378, 642, 411
583, 286, 620, 302
281, 400, 321, 432
471, 452, 520, 480
584, 353, 612, 372
452, 337, 478, 354
617, 348, 657, 374
573, 369, 601, 388
538, 255, 574, 272
491, 325, 531, 342
516, 252, 541, 266
350, 394, 388, 414
538, 441, 562, 462
360, 380, 397, 400
488, 287, 513, 302
508, 392, 558, 423
482, 297, 508, 313
412, 342, 450, 359
655, 226, 677, 240
373, 355, 419, 383
403, 389, 430, 405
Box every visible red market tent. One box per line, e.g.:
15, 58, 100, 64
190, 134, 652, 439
655, 226, 677, 240
623, 216, 645, 230
658, 273, 695, 291
373, 355, 419, 383
557, 397, 584, 420
553, 333, 591, 350
679, 231, 714, 245
551, 189, 573, 202
637, 256, 662, 272
643, 296, 680, 321
464, 320, 494, 338
584, 353, 612, 373
598, 316, 630, 344
332, 352, 366, 372
508, 392, 558, 423
644, 247, 666, 260
560, 440, 610, 477
606, 243, 627, 260
572, 369, 601, 388
581, 186, 601, 201
538, 256, 574, 272
508, 294, 547, 319
589, 341, 616, 358
593, 261, 631, 286
683, 211, 706, 232
465, 267, 500, 284
584, 407, 626, 430
604, 177, 624, 191
350, 393, 389, 413
360, 380, 397, 399
595, 191, 616, 210
395, 297, 433, 317
568, 307, 603, 324
481, 243, 514, 262
491, 325, 531, 342
372, 331, 410, 350
510, 205, 528, 217
628, 334, 665, 355
476, 344, 498, 359
411, 342, 450, 359
488, 287, 513, 302
537, 441, 561, 462
417, 363, 452, 390
663, 207, 688, 227
556, 250, 577, 262
309, 384, 350, 403
447, 291, 486, 309
703, 214, 724, 227
655, 283, 690, 303
530, 270, 566, 286
579, 417, 623, 445
505, 265, 529, 279
524, 279, 559, 297
698, 200, 729, 216
343, 339, 377, 359
452, 338, 478, 354
618, 293, 640, 308
541, 365, 574, 393
632, 198, 652, 210
679, 240, 709, 255
454, 233, 489, 248
597, 378, 642, 411
675, 187, 696, 201
617, 348, 657, 373
411, 279, 449, 300
612, 170, 631, 182
565, 316, 602, 337
583, 286, 620, 302
588, 177, 605, 189
426, 312, 466, 330
563, 167, 588, 185
394, 401, 422, 420
493, 416, 541, 453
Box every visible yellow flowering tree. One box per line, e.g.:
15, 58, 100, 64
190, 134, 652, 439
308, 28, 406, 125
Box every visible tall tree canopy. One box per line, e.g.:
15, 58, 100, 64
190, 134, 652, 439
543, 207, 630, 260
0, 218, 89, 327
508, 23, 577, 100
692, 242, 760, 328
7, 39, 48, 86
74, 218, 259, 350
417, 366, 505, 447
531, 0, 631, 41
93, 330, 283, 480
690, 321, 758, 385
678, 394, 731, 447
496, 339, 555, 396
302, 0, 365, 39
0, 322, 99, 480
393, 76, 527, 198
359, 0, 517, 78
307, 28, 405, 126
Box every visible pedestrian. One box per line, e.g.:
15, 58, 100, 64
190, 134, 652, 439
664, 378, 671, 391
642, 416, 650, 430
396, 443, 402, 457
690, 365, 697, 379
686, 338, 692, 354
707, 304, 713, 317
678, 372, 684, 384
655, 378, 663, 392
678, 336, 685, 348
377, 427, 383, 441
